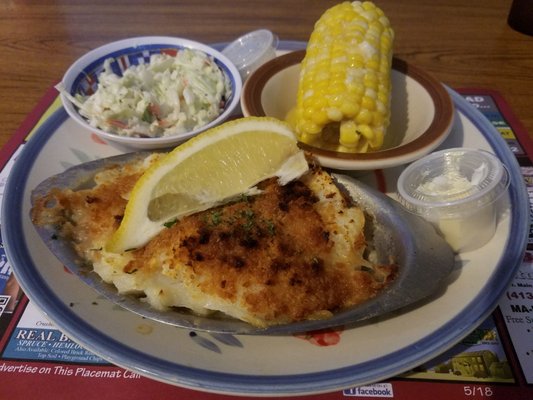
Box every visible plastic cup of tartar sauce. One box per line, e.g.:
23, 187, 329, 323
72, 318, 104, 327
222, 29, 279, 81
396, 148, 510, 253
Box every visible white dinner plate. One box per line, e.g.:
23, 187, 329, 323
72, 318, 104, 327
1, 41, 529, 396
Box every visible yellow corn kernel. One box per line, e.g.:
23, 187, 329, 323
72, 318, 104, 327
356, 108, 373, 125
357, 124, 374, 140
340, 101, 360, 118
361, 95, 376, 111
327, 107, 344, 121
291, 1, 394, 153
339, 120, 360, 147
311, 110, 329, 125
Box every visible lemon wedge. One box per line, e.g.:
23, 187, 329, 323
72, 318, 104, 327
106, 117, 309, 253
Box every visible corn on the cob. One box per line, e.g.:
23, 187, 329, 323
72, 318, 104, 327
291, 1, 394, 153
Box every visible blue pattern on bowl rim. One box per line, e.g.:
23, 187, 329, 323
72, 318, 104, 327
59, 37, 242, 150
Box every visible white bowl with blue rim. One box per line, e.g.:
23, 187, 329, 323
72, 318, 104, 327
59, 36, 242, 150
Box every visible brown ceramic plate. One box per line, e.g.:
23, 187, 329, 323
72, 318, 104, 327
242, 50, 455, 170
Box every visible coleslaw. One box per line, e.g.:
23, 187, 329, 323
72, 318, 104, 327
63, 49, 232, 138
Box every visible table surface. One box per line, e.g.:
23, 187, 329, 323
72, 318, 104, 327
1, 0, 532, 149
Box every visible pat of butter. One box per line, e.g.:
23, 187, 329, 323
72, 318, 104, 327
417, 163, 487, 197
436, 207, 496, 252
397, 148, 509, 254
416, 163, 494, 253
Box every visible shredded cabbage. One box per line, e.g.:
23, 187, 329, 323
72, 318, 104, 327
66, 49, 231, 138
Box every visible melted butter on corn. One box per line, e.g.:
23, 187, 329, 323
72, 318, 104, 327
290, 1, 394, 153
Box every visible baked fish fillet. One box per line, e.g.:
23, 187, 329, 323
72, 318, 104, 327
31, 155, 397, 328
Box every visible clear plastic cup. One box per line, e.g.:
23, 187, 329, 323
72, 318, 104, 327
396, 148, 510, 253
222, 29, 279, 80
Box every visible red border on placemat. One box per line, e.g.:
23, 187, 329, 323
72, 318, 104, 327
0, 85, 59, 169
457, 88, 533, 160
